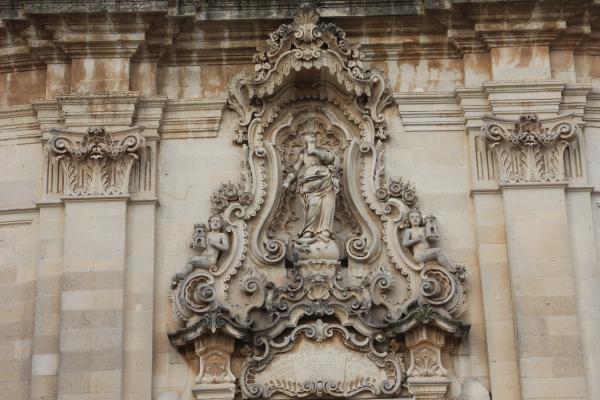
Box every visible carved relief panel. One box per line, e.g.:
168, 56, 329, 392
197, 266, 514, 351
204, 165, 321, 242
47, 127, 145, 197
168, 5, 469, 400
481, 113, 579, 184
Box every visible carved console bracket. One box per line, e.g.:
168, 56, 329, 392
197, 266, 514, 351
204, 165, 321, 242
192, 334, 237, 400
168, 4, 470, 400
48, 126, 145, 197
481, 113, 578, 184
387, 304, 468, 400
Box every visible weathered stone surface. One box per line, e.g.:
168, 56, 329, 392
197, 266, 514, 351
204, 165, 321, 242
0, 1, 600, 400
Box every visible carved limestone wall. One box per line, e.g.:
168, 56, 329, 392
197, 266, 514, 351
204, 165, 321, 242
168, 5, 469, 400
4, 2, 600, 400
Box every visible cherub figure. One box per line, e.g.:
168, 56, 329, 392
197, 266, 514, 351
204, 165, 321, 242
401, 209, 454, 271
174, 215, 230, 282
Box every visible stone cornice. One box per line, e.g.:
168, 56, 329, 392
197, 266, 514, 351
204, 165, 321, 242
2, 2, 600, 71
133, 96, 168, 138
583, 90, 600, 128
551, 25, 591, 51
0, 20, 46, 73
560, 83, 593, 120
56, 92, 141, 128
0, 105, 41, 143
159, 98, 227, 139
361, 37, 463, 61
447, 29, 488, 54
475, 20, 567, 47
455, 87, 491, 128
131, 16, 185, 63
38, 14, 153, 59
20, 0, 173, 14
575, 31, 600, 56
32, 100, 63, 133
394, 92, 465, 133
483, 80, 567, 118
195, 0, 426, 20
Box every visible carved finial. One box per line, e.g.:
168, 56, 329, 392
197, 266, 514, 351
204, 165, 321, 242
252, 1, 367, 81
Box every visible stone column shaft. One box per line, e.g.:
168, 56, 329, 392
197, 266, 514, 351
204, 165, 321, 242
472, 192, 522, 400
502, 185, 587, 400
566, 190, 600, 400
57, 198, 127, 400
123, 202, 156, 400
30, 204, 64, 400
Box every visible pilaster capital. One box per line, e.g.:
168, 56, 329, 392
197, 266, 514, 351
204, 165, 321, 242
48, 126, 144, 197
481, 113, 578, 184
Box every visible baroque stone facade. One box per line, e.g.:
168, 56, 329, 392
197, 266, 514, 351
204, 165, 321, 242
1, 1, 600, 400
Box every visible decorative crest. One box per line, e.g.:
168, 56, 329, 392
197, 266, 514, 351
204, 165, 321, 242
254, 3, 367, 81
228, 3, 391, 144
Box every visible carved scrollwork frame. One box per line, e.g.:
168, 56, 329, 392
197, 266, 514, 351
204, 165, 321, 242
169, 5, 470, 400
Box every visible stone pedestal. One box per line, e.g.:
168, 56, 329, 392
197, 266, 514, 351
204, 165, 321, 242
192, 383, 236, 400
192, 335, 236, 400
404, 325, 451, 400
407, 377, 451, 400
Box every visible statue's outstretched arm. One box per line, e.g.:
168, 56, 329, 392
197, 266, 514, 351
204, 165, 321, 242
283, 158, 303, 187
312, 148, 334, 164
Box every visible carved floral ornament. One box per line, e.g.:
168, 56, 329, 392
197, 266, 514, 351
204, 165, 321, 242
48, 126, 145, 196
481, 113, 578, 184
169, 5, 469, 400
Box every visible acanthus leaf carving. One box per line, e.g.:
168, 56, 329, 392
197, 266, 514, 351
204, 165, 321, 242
48, 126, 144, 196
481, 113, 578, 183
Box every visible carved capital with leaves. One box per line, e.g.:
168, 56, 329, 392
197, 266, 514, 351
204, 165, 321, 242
48, 126, 144, 197
481, 113, 578, 183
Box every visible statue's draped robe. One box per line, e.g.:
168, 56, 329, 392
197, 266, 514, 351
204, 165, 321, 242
296, 152, 339, 237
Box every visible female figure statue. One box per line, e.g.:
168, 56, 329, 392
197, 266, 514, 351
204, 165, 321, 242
282, 131, 340, 242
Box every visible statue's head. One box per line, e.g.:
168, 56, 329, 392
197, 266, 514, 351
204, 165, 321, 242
208, 215, 224, 231
304, 131, 317, 145
407, 209, 423, 227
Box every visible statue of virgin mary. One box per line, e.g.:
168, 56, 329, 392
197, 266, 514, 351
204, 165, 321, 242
282, 131, 340, 261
